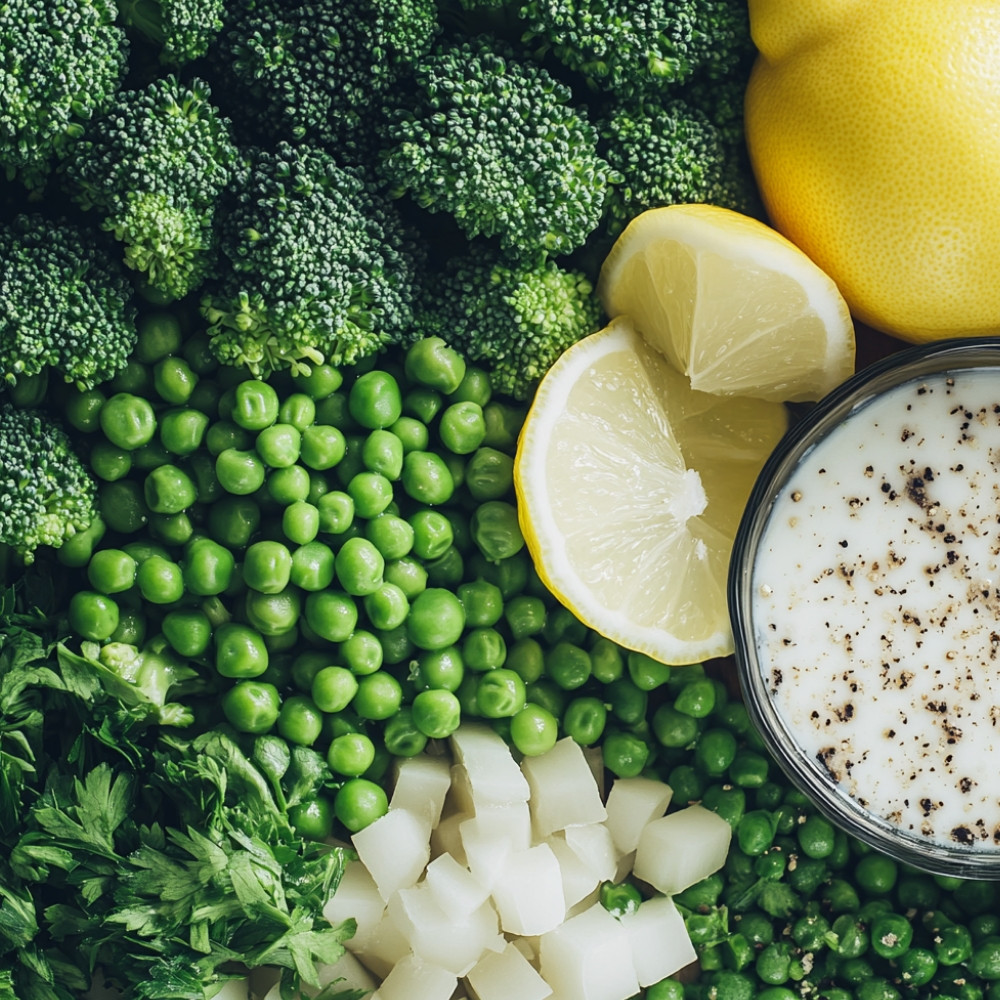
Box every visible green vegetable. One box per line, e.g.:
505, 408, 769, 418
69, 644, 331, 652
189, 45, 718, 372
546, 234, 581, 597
116, 0, 225, 65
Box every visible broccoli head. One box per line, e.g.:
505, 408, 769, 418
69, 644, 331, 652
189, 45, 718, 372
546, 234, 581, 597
0, 215, 138, 391
116, 0, 226, 65
215, 0, 438, 166
379, 35, 612, 257
418, 245, 602, 399
0, 404, 98, 564
0, 0, 128, 192
598, 97, 761, 239
60, 76, 238, 303
519, 0, 753, 98
201, 143, 423, 376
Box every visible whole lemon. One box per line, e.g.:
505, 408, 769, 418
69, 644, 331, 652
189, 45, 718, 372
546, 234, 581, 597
744, 0, 1000, 342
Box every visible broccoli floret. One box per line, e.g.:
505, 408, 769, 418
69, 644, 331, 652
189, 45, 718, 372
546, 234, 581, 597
379, 35, 612, 257
60, 76, 238, 303
418, 245, 602, 399
0, 215, 138, 390
215, 0, 438, 166
519, 0, 754, 98
201, 142, 423, 376
0, 0, 128, 192
598, 97, 761, 239
116, 0, 226, 65
0, 405, 98, 564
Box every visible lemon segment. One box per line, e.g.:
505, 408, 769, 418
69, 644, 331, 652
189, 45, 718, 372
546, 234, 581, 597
514, 316, 789, 665
597, 203, 855, 403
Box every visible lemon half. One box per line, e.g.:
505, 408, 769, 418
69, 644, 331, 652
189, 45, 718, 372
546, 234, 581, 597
514, 316, 789, 664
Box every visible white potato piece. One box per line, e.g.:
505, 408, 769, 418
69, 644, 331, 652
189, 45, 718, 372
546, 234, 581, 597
491, 843, 566, 936
563, 823, 619, 884
352, 808, 431, 901
390, 755, 452, 827
538, 902, 639, 1000
424, 851, 491, 915
604, 776, 674, 855
621, 895, 697, 987
301, 952, 379, 997
521, 737, 607, 838
466, 941, 554, 1000
323, 860, 385, 952
460, 803, 531, 888
632, 804, 732, 895
353, 908, 411, 980
374, 954, 458, 1000
387, 884, 501, 976
545, 834, 602, 909
450, 724, 530, 806
430, 808, 469, 864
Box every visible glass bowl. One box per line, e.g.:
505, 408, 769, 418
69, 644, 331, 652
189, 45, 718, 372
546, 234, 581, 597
729, 337, 1000, 879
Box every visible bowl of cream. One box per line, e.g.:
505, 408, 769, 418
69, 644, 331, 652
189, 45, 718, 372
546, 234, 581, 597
729, 337, 1000, 879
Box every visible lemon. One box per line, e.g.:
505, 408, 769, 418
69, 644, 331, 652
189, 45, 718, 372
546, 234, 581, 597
744, 0, 1000, 342
597, 204, 855, 403
514, 316, 789, 665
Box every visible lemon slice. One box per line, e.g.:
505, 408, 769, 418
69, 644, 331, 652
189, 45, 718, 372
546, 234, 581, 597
597, 203, 856, 402
515, 316, 789, 664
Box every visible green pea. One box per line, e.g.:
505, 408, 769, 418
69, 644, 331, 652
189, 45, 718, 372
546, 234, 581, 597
256, 423, 302, 468
412, 646, 464, 692
463, 627, 507, 672
242, 540, 293, 594
292, 363, 342, 401
334, 778, 388, 833
412, 688, 462, 739
673, 674, 717, 715
335, 536, 385, 596
352, 671, 403, 721
339, 630, 384, 676
798, 814, 837, 859
563, 696, 607, 746
317, 490, 355, 534
232, 380, 279, 431
870, 912, 914, 960
383, 556, 428, 599
222, 680, 280, 734
383, 708, 428, 758
390, 414, 430, 452
64, 387, 107, 433
216, 447, 267, 495
289, 796, 335, 842
134, 310, 183, 362
736, 809, 778, 856
162, 609, 213, 658
896, 947, 938, 987
143, 464, 197, 515
136, 555, 184, 604
439, 400, 486, 455
244, 588, 302, 636
275, 392, 315, 431
68, 590, 120, 642
702, 784, 746, 828
475, 668, 526, 719
831, 913, 870, 959
503, 594, 547, 640
214, 623, 269, 679
545, 641, 591, 690
88, 440, 132, 482
311, 666, 358, 713
602, 730, 650, 779
401, 451, 455, 506
363, 581, 410, 631
406, 588, 466, 651
482, 400, 526, 451
464, 446, 515, 501
99, 393, 157, 450
87, 549, 137, 595
855, 854, 898, 895
652, 704, 700, 748
510, 702, 558, 757
451, 365, 491, 407
153, 355, 198, 404
347, 471, 394, 519
282, 500, 320, 545
300, 423, 347, 470
471, 500, 523, 562
159, 408, 212, 460
327, 732, 376, 777
728, 749, 770, 789
404, 337, 466, 393
348, 370, 403, 430
304, 591, 359, 643
694, 727, 739, 776
207, 495, 260, 549
604, 677, 647, 726
361, 429, 404, 479
289, 540, 336, 591
409, 508, 453, 560
277, 694, 324, 746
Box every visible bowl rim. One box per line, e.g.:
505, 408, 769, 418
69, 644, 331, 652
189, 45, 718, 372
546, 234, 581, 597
728, 335, 1000, 879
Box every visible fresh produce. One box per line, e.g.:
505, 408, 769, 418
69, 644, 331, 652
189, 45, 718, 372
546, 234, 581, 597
514, 315, 788, 664
597, 203, 856, 402
744, 0, 1000, 341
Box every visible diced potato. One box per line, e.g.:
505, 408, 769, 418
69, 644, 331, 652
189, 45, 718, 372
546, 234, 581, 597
521, 737, 607, 838
430, 809, 469, 865
620, 895, 697, 987
352, 808, 431, 901
460, 803, 531, 888
375, 954, 458, 1000
447, 763, 478, 817
632, 804, 732, 895
387, 884, 502, 976
301, 952, 379, 997
424, 851, 491, 916
450, 724, 530, 807
563, 823, 618, 884
323, 859, 385, 952
604, 776, 674, 855
490, 843, 566, 937
390, 755, 452, 827
538, 902, 639, 1000
615, 850, 637, 883
353, 908, 411, 980
545, 834, 602, 909
466, 941, 554, 1000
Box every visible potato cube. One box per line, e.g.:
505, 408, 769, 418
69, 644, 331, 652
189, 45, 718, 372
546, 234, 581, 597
323, 859, 385, 951
424, 851, 491, 915
450, 724, 530, 806
390, 755, 452, 828
491, 843, 566, 936
301, 952, 378, 998
545, 834, 602, 909
604, 776, 674, 855
430, 809, 469, 865
352, 808, 431, 901
538, 902, 639, 1000
353, 907, 411, 980
460, 802, 531, 888
466, 941, 554, 1000
621, 895, 697, 987
521, 737, 607, 838
632, 804, 732, 895
563, 823, 618, 884
375, 954, 458, 1000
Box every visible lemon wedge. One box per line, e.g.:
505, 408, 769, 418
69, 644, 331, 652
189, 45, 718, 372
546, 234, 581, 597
597, 203, 855, 402
514, 316, 789, 664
